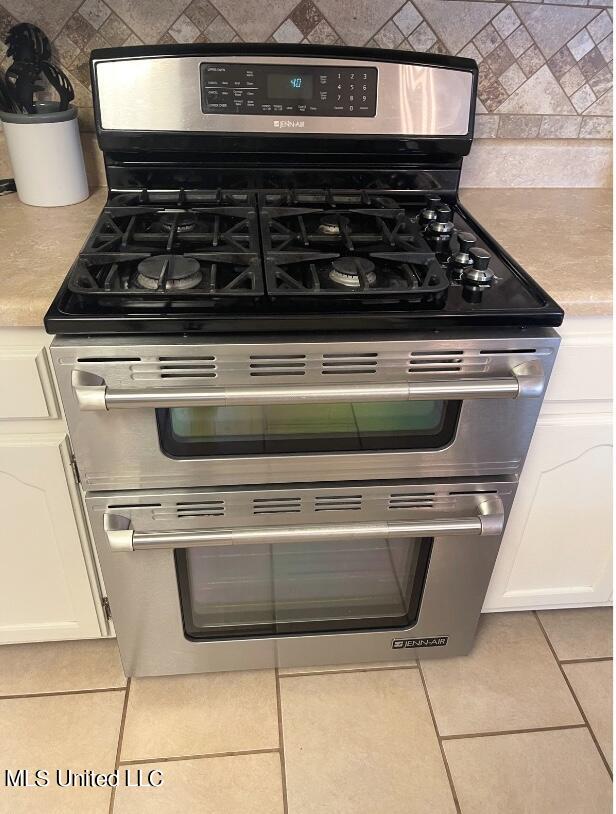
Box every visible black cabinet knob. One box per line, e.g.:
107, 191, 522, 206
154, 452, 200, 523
469, 247, 490, 270
457, 232, 475, 253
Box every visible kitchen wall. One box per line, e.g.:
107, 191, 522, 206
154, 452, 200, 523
0, 0, 612, 186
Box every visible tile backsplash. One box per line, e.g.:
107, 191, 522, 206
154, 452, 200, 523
0, 0, 612, 141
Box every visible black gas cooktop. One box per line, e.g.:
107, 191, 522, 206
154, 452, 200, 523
45, 185, 563, 335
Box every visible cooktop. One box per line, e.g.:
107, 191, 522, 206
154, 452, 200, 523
45, 186, 563, 335
45, 43, 563, 335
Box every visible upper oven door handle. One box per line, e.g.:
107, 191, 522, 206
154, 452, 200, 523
103, 496, 504, 552
72, 362, 544, 411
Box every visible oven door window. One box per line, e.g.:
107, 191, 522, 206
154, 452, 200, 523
176, 536, 431, 640
157, 400, 460, 457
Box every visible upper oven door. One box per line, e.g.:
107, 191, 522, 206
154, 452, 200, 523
52, 332, 559, 491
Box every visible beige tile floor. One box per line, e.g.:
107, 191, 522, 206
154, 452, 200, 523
0, 608, 611, 814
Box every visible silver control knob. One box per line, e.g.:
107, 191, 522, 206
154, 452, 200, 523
463, 266, 495, 285
450, 233, 476, 281
420, 195, 441, 223
463, 248, 495, 286
450, 232, 475, 267
428, 205, 454, 237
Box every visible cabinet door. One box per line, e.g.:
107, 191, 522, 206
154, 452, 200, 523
484, 412, 612, 611
0, 435, 104, 643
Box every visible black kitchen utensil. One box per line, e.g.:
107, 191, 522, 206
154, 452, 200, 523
5, 22, 51, 65
41, 61, 74, 111
3, 66, 25, 112
0, 178, 17, 195
5, 61, 39, 113
0, 69, 19, 113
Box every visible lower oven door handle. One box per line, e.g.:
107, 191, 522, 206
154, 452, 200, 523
103, 497, 504, 552
72, 362, 544, 411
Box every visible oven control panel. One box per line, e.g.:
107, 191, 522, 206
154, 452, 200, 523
201, 63, 378, 117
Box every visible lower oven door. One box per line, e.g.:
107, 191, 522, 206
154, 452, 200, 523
86, 479, 515, 676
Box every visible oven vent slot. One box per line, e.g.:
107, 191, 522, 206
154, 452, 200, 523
174, 500, 225, 518
77, 356, 140, 363
479, 349, 536, 355
253, 496, 302, 514
249, 354, 306, 376
314, 494, 363, 512
409, 350, 464, 374
131, 357, 217, 381
448, 489, 498, 496
388, 492, 435, 509
108, 502, 161, 509
321, 353, 378, 375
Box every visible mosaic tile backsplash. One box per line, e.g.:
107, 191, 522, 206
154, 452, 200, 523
0, 0, 612, 140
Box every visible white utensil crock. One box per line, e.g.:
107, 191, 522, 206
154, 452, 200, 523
0, 103, 89, 207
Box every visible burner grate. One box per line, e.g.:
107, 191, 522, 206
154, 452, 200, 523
67, 253, 263, 297
261, 189, 426, 207
261, 206, 425, 253
265, 251, 448, 301
108, 188, 253, 206
85, 206, 259, 255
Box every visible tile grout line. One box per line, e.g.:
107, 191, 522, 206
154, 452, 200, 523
441, 723, 588, 741
278, 663, 419, 678
109, 677, 131, 814
533, 611, 613, 780
0, 685, 126, 701
275, 668, 290, 814
559, 656, 613, 665
119, 747, 281, 766
417, 660, 462, 814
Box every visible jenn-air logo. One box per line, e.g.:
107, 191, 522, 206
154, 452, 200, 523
392, 636, 449, 649
273, 120, 305, 128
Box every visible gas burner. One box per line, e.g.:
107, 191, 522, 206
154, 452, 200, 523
329, 257, 377, 288
158, 211, 198, 233
318, 215, 350, 236
136, 255, 203, 290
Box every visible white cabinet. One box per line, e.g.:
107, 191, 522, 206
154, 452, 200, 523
0, 435, 104, 642
0, 328, 108, 644
484, 316, 613, 611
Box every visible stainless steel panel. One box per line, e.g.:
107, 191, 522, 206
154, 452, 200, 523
103, 494, 504, 551
85, 479, 515, 675
94, 56, 473, 136
70, 362, 545, 411
51, 331, 560, 491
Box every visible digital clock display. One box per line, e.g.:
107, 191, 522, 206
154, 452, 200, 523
266, 73, 313, 100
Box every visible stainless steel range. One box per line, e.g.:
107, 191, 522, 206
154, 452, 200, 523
46, 42, 563, 677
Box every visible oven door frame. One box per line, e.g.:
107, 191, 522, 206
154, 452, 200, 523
86, 478, 515, 676
52, 331, 559, 491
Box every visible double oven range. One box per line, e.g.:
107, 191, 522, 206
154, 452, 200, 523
46, 43, 563, 676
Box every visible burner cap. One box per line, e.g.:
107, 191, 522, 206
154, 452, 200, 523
136, 255, 202, 290
329, 257, 377, 288
158, 211, 198, 233
318, 215, 350, 236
